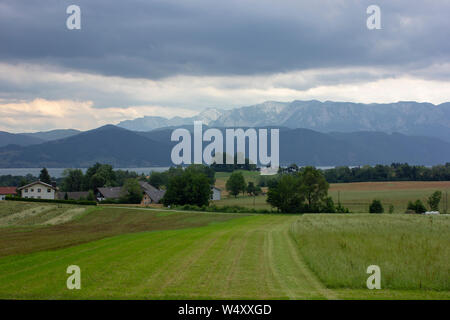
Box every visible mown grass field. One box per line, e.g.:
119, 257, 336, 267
214, 178, 450, 213
0, 201, 448, 300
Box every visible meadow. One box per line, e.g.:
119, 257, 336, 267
214, 176, 450, 213
0, 201, 448, 300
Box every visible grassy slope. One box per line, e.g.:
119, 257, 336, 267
0, 206, 448, 299
0, 204, 240, 257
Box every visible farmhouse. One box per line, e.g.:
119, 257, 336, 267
211, 187, 221, 201
18, 181, 58, 200
138, 181, 166, 205
96, 187, 124, 201
96, 182, 165, 204
0, 187, 17, 200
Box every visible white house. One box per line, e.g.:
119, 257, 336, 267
18, 181, 58, 200
211, 187, 221, 201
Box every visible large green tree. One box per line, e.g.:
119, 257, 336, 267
267, 174, 303, 213
162, 167, 211, 207
185, 164, 216, 186
267, 167, 334, 213
120, 179, 143, 204
226, 171, 246, 197
61, 169, 84, 192
83, 163, 116, 190
298, 166, 329, 212
148, 171, 167, 189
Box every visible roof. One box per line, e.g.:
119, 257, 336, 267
17, 181, 57, 190
0, 187, 17, 195
97, 187, 125, 199
212, 187, 221, 191
57, 191, 90, 200
138, 181, 166, 203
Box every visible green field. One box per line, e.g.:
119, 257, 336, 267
214, 179, 450, 213
0, 201, 448, 300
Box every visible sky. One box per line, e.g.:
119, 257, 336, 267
0, 0, 449, 132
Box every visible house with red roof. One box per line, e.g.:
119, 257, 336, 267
0, 187, 17, 201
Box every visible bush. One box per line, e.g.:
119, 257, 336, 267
407, 200, 427, 214
369, 199, 384, 213
6, 195, 96, 206
389, 204, 395, 214
427, 191, 442, 211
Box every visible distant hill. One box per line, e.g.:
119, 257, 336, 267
139, 126, 450, 167
0, 131, 44, 148
0, 125, 171, 168
0, 125, 449, 168
117, 100, 450, 142
20, 129, 81, 141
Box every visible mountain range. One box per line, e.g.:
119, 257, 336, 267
0, 124, 449, 168
0, 100, 449, 168
117, 100, 450, 142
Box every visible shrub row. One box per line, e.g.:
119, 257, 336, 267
5, 195, 97, 206
173, 204, 275, 214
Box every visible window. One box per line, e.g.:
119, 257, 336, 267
25, 189, 28, 193
37, 188, 41, 193
31, 188, 34, 192
47, 188, 51, 193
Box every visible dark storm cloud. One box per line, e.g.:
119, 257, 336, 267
0, 0, 449, 80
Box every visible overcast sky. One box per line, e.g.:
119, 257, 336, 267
0, 0, 449, 132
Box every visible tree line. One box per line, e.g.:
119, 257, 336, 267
322, 163, 450, 183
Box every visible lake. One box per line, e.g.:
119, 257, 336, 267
0, 167, 170, 178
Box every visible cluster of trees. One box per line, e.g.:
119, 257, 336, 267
149, 165, 215, 189
162, 165, 215, 207
0, 168, 58, 187
369, 191, 445, 214
210, 153, 258, 172
225, 172, 262, 198
267, 167, 348, 213
0, 174, 37, 187
407, 190, 444, 214
61, 163, 142, 192
323, 163, 450, 183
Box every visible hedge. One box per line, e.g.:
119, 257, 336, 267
172, 204, 274, 214
5, 195, 96, 206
